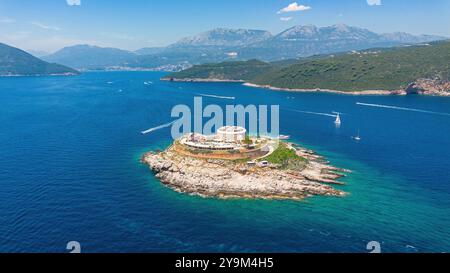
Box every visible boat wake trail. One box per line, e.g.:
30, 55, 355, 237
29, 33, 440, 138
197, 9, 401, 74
141, 120, 176, 135
356, 102, 450, 117
285, 108, 337, 118
197, 93, 236, 100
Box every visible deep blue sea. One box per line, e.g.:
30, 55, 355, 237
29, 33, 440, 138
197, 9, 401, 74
0, 71, 449, 253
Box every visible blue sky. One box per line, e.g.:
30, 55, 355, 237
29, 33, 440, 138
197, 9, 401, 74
0, 0, 449, 52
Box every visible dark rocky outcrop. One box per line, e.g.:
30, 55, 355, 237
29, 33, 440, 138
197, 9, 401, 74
406, 78, 450, 96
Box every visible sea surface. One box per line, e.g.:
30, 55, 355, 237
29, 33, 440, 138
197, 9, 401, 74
0, 71, 449, 253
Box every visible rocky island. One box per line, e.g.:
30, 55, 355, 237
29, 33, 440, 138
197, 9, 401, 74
142, 126, 349, 200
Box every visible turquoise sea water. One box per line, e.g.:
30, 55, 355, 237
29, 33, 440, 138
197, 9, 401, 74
0, 71, 449, 252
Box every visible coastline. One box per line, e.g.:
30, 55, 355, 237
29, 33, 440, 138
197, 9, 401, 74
242, 82, 398, 96
160, 77, 400, 95
0, 72, 79, 77
161, 77, 245, 83
142, 141, 350, 201
159, 77, 450, 96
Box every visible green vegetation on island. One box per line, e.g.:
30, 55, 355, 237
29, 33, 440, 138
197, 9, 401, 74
263, 142, 308, 170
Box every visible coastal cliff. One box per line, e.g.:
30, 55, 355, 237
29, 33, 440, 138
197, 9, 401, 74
142, 143, 349, 200
405, 78, 450, 96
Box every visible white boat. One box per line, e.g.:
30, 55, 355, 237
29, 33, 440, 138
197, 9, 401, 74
353, 130, 361, 141
334, 113, 341, 125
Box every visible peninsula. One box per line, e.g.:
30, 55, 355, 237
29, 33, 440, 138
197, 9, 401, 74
0, 43, 79, 77
142, 126, 349, 200
162, 41, 450, 96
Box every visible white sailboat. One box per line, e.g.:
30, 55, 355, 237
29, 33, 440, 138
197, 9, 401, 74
353, 130, 361, 141
334, 113, 341, 125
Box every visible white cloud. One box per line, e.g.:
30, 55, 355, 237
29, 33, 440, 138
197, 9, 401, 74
66, 0, 81, 6
0, 17, 15, 23
31, 21, 61, 31
280, 17, 293, 21
277, 2, 311, 14
367, 0, 382, 6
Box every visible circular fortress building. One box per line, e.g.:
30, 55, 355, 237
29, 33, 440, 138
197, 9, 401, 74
217, 126, 246, 143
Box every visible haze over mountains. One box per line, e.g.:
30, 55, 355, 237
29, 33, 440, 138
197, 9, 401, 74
172, 28, 273, 47
43, 44, 137, 70
41, 24, 447, 71
0, 24, 446, 76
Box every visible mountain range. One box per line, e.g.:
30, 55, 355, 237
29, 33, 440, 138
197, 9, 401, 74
43, 44, 137, 71
0, 43, 78, 76
171, 28, 273, 47
41, 24, 447, 71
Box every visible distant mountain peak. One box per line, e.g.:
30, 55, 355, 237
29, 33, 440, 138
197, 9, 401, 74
59, 44, 134, 52
172, 28, 273, 47
277, 25, 319, 39
42, 44, 136, 70
275, 24, 378, 41
331, 23, 351, 32
65, 44, 97, 49
380, 32, 447, 43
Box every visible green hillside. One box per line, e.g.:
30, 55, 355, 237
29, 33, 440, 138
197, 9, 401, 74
165, 41, 450, 92
252, 41, 450, 91
0, 43, 79, 76
163, 59, 276, 81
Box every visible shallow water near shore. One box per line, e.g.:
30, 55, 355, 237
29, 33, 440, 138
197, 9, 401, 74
0, 71, 449, 252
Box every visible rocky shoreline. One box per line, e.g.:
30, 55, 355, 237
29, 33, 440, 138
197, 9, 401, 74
142, 143, 350, 200
161, 77, 244, 83
160, 77, 450, 96
244, 81, 450, 96
243, 83, 396, 95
